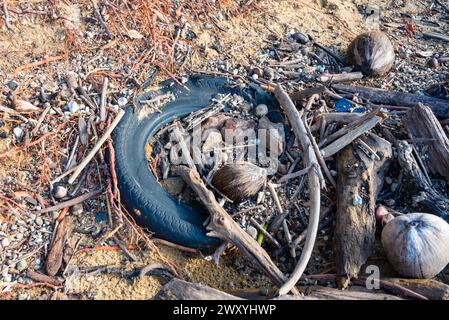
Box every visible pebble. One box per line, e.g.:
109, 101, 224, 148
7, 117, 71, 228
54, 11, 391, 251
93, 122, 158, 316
7, 80, 19, 90
0, 130, 7, 139
35, 217, 43, 226
67, 101, 80, 114
385, 199, 395, 206
251, 73, 259, 81
254, 104, 268, 117
117, 97, 128, 107
291, 32, 309, 44
1, 237, 11, 247
259, 287, 269, 296
13, 126, 23, 140
427, 58, 439, 69
71, 203, 83, 215
17, 293, 28, 300
247, 226, 258, 239
263, 67, 274, 80
53, 185, 67, 199
16, 260, 27, 272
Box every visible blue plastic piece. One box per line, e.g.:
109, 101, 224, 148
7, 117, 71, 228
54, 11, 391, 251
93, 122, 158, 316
335, 98, 352, 112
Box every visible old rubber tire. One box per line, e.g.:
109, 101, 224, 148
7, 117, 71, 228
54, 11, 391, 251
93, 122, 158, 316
114, 75, 280, 249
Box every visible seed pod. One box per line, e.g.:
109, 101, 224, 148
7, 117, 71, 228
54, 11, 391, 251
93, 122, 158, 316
347, 30, 395, 76
381, 213, 449, 278
211, 162, 267, 202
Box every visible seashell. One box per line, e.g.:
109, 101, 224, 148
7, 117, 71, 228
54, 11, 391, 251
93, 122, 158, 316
382, 212, 449, 278
211, 162, 267, 202
347, 30, 395, 76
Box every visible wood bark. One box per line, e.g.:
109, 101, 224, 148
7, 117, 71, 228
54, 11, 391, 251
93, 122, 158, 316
45, 216, 73, 276
334, 134, 392, 286
176, 166, 298, 295
331, 84, 449, 118
403, 104, 449, 182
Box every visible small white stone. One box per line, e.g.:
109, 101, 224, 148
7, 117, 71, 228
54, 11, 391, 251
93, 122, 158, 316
53, 185, 67, 199
13, 127, 23, 140
1, 237, 11, 247
254, 104, 268, 117
117, 97, 128, 107
16, 260, 27, 272
18, 293, 28, 300
67, 101, 80, 114
35, 217, 43, 226
252, 73, 259, 80
247, 226, 258, 239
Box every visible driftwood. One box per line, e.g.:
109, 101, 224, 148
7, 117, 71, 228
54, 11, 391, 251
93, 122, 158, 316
385, 278, 449, 300
153, 279, 243, 300
176, 166, 299, 295
45, 216, 73, 276
274, 85, 321, 296
334, 134, 392, 286
396, 140, 449, 221
331, 84, 449, 118
298, 286, 402, 300
311, 113, 363, 132
318, 72, 364, 83
403, 104, 449, 182
26, 270, 64, 286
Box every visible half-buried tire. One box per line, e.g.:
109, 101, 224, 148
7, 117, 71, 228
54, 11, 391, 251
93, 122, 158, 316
113, 75, 281, 249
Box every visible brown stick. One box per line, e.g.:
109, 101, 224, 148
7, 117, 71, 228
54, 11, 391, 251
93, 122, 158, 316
331, 84, 449, 118
37, 189, 102, 214
26, 270, 63, 286
274, 85, 321, 296
68, 108, 125, 184
176, 166, 298, 295
45, 216, 73, 276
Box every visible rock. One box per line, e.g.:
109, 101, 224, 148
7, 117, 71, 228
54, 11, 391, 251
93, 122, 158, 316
67, 101, 79, 114
16, 260, 27, 272
35, 217, 43, 226
0, 130, 7, 139
247, 226, 258, 239
202, 130, 223, 150
1, 237, 11, 247
17, 293, 28, 300
263, 67, 274, 80
427, 58, 439, 69
13, 127, 23, 140
202, 113, 230, 131
291, 32, 309, 44
254, 104, 268, 117
7, 80, 19, 90
71, 203, 83, 215
53, 185, 67, 199
353, 193, 363, 206
117, 97, 128, 106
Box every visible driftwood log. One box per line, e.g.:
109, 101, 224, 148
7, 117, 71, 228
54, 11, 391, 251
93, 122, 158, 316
396, 140, 449, 221
176, 166, 299, 295
153, 279, 243, 300
45, 216, 73, 276
331, 84, 449, 118
334, 134, 392, 286
403, 104, 449, 182
385, 278, 449, 300
154, 279, 403, 300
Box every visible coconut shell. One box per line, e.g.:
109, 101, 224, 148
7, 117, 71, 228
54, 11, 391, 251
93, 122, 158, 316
381, 213, 449, 278
347, 30, 395, 76
211, 162, 267, 202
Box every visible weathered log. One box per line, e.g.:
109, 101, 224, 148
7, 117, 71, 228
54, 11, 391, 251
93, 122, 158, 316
176, 166, 299, 295
334, 134, 392, 286
396, 140, 449, 221
385, 278, 449, 300
331, 84, 449, 118
45, 216, 73, 276
300, 286, 402, 300
403, 104, 449, 183
318, 72, 364, 83
153, 279, 243, 300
